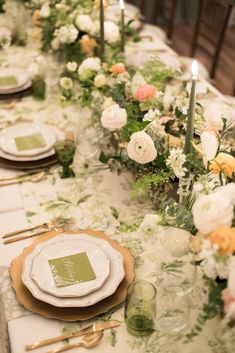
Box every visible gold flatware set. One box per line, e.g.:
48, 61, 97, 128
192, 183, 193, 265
25, 320, 121, 352
2, 218, 73, 244
0, 170, 46, 186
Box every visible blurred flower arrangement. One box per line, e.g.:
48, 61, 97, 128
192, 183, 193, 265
22, 0, 141, 63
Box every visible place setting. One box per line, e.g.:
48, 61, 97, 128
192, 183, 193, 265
9, 228, 135, 325
0, 67, 32, 100
0, 122, 66, 172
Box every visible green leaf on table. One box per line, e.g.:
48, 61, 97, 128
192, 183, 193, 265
26, 211, 37, 218
77, 194, 91, 205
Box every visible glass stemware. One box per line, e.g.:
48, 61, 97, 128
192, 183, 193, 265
74, 117, 104, 174
54, 140, 76, 178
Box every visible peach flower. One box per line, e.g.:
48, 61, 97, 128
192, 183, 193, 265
32, 10, 41, 25
135, 84, 156, 101
80, 35, 97, 55
210, 153, 235, 178
208, 226, 235, 255
109, 63, 126, 75
222, 288, 235, 313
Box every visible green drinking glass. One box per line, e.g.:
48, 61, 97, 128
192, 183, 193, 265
54, 140, 76, 178
125, 279, 156, 337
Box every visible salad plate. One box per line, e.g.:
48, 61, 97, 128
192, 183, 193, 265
31, 238, 110, 298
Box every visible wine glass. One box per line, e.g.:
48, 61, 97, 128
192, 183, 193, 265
54, 140, 76, 178
74, 117, 104, 175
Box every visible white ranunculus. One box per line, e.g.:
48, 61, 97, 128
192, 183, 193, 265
127, 131, 157, 164
204, 103, 235, 130
228, 257, 235, 298
214, 183, 235, 205
131, 72, 146, 97
78, 57, 101, 76
54, 24, 78, 44
94, 74, 106, 88
40, 1, 50, 17
201, 130, 219, 164
59, 77, 73, 90
66, 61, 78, 72
75, 14, 93, 33
101, 104, 127, 131
192, 193, 234, 234
104, 21, 120, 43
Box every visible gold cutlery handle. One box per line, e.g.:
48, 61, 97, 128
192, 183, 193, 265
3, 228, 53, 244
25, 333, 74, 351
46, 342, 82, 353
3, 225, 45, 239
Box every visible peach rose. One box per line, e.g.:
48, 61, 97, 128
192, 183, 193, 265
222, 288, 235, 313
109, 63, 126, 75
80, 35, 97, 55
210, 153, 235, 178
209, 226, 235, 255
135, 84, 156, 101
32, 10, 41, 26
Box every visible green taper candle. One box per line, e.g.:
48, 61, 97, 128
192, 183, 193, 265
184, 60, 198, 155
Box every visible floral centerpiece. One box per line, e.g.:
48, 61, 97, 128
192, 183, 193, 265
22, 0, 141, 63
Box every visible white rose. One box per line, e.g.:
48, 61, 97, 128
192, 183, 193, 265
101, 104, 127, 131
139, 214, 162, 233
201, 130, 218, 164
127, 131, 157, 164
204, 103, 235, 130
104, 21, 120, 43
55, 25, 78, 44
66, 61, 78, 72
78, 57, 101, 76
59, 77, 73, 90
40, 1, 50, 17
192, 193, 234, 234
214, 183, 235, 205
75, 14, 93, 33
228, 257, 235, 299
94, 74, 106, 88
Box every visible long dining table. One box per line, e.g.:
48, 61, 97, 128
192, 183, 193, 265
0, 33, 230, 353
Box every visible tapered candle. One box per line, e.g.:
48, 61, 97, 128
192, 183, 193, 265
184, 60, 198, 155
100, 0, 105, 61
119, 0, 125, 52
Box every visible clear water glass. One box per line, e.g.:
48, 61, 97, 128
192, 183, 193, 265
156, 291, 190, 334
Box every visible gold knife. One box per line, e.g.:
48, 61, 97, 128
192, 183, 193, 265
25, 320, 121, 351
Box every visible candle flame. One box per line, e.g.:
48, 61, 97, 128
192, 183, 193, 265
119, 0, 125, 10
191, 60, 198, 78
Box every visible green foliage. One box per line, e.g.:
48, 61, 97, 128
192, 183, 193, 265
185, 277, 226, 343
140, 56, 177, 88
132, 170, 172, 197
160, 259, 185, 274
120, 119, 149, 141
158, 194, 197, 234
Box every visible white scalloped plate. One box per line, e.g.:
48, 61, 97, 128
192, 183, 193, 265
31, 238, 110, 298
21, 233, 125, 307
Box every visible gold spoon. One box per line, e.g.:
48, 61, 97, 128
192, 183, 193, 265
0, 171, 46, 186
46, 332, 103, 353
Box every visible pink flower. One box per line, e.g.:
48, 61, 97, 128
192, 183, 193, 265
222, 288, 235, 312
135, 84, 156, 100
109, 63, 126, 75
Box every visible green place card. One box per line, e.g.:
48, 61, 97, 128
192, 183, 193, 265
0, 76, 18, 86
14, 133, 46, 151
48, 252, 96, 287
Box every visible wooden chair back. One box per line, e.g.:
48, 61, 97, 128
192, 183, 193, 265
139, 0, 179, 40
191, 0, 233, 79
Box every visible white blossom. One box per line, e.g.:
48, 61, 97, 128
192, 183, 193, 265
54, 24, 78, 45
104, 21, 120, 43
101, 104, 127, 131
78, 57, 101, 76
66, 61, 77, 72
166, 148, 187, 178
75, 14, 93, 33
127, 131, 157, 164
59, 77, 73, 90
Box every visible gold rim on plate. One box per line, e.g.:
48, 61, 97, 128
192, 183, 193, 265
10, 229, 135, 321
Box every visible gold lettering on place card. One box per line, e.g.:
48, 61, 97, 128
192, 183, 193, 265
48, 252, 96, 287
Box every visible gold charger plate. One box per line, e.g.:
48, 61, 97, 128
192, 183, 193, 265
10, 229, 135, 321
